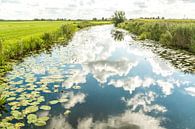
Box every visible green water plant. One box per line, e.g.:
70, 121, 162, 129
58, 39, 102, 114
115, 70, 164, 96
0, 95, 7, 116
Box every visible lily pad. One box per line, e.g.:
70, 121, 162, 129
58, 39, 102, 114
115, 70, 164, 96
37, 96, 45, 103
54, 89, 58, 93
40, 105, 51, 111
4, 116, 14, 122
0, 121, 15, 129
72, 85, 81, 90
15, 122, 25, 128
23, 106, 39, 115
54, 85, 59, 88
30, 101, 40, 106
7, 97, 16, 101
34, 117, 49, 127
34, 120, 46, 126
16, 88, 25, 92
49, 100, 59, 105
27, 114, 37, 124
43, 90, 51, 93
11, 111, 23, 120
20, 100, 30, 106
64, 110, 71, 115
59, 98, 68, 103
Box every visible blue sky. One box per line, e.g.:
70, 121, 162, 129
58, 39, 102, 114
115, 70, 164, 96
0, 0, 195, 19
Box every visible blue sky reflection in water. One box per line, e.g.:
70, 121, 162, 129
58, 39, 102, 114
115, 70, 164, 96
2, 25, 195, 129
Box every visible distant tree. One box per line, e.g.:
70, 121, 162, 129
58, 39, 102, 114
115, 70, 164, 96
92, 18, 97, 21
112, 11, 126, 26
34, 18, 39, 21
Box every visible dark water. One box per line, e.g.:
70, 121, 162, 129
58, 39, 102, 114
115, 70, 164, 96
1, 25, 195, 129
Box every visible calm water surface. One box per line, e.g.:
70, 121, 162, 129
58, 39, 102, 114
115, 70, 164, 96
1, 25, 195, 129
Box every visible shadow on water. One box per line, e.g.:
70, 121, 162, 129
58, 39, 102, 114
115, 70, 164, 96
111, 29, 125, 41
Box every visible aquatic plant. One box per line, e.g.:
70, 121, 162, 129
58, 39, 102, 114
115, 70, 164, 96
0, 95, 7, 116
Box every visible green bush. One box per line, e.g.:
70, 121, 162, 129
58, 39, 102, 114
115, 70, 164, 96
77, 21, 91, 29
190, 27, 195, 52
139, 32, 151, 40
60, 24, 77, 40
42, 32, 54, 44
190, 43, 195, 53
150, 23, 166, 41
172, 25, 192, 49
160, 31, 173, 45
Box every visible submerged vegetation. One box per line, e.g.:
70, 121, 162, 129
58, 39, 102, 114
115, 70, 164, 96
118, 19, 195, 53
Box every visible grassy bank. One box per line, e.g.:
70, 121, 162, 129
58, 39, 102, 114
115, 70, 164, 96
0, 20, 111, 79
118, 19, 195, 53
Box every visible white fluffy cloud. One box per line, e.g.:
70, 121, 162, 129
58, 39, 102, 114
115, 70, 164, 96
61, 92, 86, 109
185, 86, 195, 96
47, 110, 165, 129
83, 59, 138, 84
0, 0, 195, 19
122, 91, 167, 113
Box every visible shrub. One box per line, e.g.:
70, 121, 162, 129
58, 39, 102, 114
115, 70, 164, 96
160, 31, 173, 45
190, 43, 195, 53
42, 32, 54, 44
172, 25, 192, 49
190, 27, 195, 52
149, 23, 167, 41
60, 24, 77, 40
77, 21, 91, 29
139, 32, 151, 40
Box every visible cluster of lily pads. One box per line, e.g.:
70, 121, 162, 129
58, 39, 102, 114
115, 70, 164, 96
0, 63, 82, 128
137, 40, 195, 73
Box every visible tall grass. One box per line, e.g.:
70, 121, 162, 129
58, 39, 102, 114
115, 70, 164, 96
0, 39, 3, 65
118, 20, 195, 53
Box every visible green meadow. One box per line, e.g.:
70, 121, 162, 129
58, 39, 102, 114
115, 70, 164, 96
0, 20, 111, 77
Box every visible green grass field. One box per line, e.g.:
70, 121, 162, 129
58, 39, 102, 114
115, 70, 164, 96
0, 20, 111, 77
118, 19, 195, 53
0, 21, 110, 43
